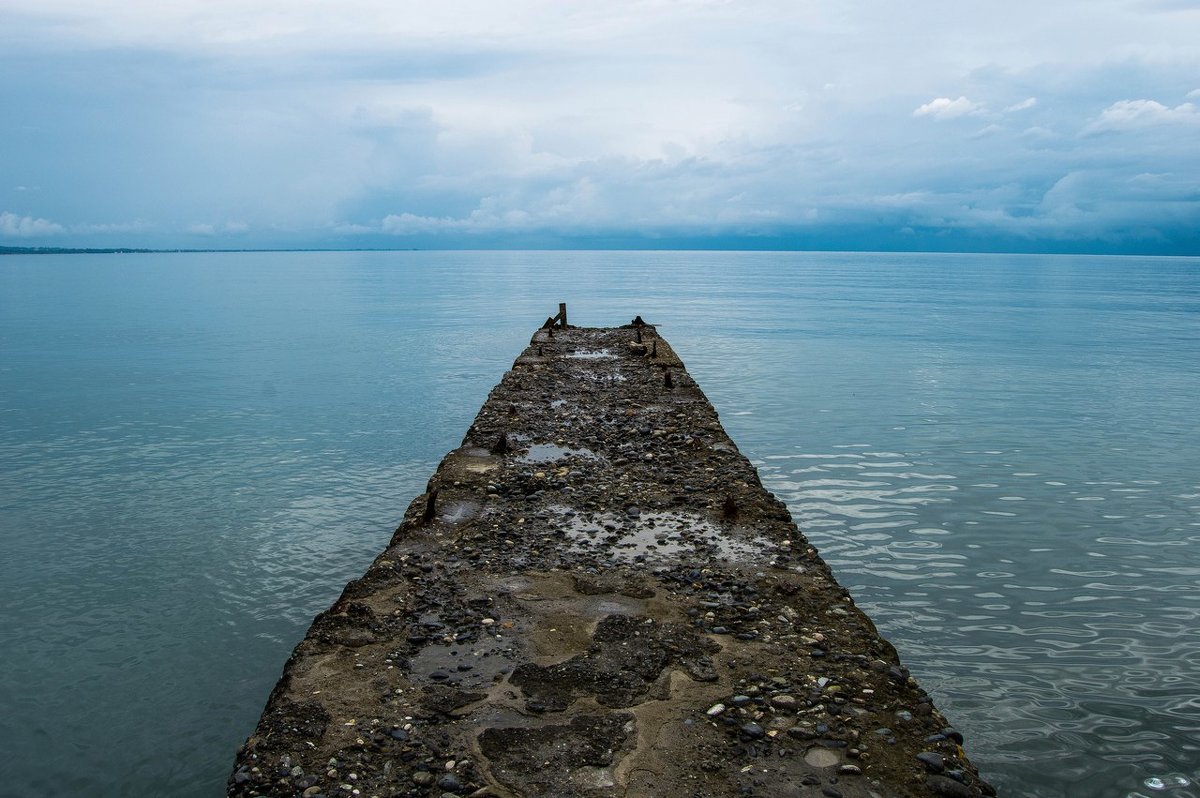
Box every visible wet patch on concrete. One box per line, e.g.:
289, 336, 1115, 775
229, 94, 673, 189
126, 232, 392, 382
520, 443, 599, 464
479, 713, 636, 796
557, 507, 773, 565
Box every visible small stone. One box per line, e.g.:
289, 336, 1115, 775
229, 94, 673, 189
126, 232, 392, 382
804, 747, 840, 767
302, 788, 321, 798
770, 694, 798, 710
740, 722, 766, 740
429, 670, 451, 682
706, 703, 726, 716
895, 709, 914, 722
838, 764, 862, 776
926, 774, 976, 798
941, 726, 965, 744
437, 773, 463, 792
731, 694, 753, 706
626, 506, 641, 517
917, 752, 946, 773
481, 618, 496, 626
412, 771, 435, 786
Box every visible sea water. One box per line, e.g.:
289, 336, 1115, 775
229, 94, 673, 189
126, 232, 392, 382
1, 250, 1198, 797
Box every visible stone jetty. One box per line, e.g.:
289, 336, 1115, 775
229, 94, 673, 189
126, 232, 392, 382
230, 311, 994, 798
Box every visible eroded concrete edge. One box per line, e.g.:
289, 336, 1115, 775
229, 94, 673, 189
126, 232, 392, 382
230, 321, 996, 798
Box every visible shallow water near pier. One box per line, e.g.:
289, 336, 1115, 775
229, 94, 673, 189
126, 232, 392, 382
1, 250, 1198, 797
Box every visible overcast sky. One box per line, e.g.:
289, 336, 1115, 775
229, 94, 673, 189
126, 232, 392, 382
2, 0, 1198, 252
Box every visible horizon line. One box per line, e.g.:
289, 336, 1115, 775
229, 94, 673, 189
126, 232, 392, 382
4, 244, 1200, 259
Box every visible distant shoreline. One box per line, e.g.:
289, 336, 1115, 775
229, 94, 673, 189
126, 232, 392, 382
0, 246, 421, 255
3, 245, 1198, 258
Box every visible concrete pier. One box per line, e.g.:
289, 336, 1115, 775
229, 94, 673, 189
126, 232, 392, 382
230, 314, 994, 798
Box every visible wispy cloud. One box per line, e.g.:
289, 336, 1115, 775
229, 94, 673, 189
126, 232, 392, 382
1005, 97, 1038, 112
913, 97, 985, 119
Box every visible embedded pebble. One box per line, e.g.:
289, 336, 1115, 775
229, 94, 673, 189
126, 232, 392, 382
927, 774, 977, 797
740, 722, 766, 740
804, 747, 841, 768
917, 751, 947, 773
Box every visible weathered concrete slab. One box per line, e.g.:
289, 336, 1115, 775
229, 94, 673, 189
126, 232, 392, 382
230, 318, 994, 798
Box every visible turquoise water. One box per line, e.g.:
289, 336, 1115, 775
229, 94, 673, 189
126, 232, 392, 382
1, 250, 1198, 797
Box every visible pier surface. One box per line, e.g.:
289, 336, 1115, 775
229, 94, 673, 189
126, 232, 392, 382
231, 319, 993, 798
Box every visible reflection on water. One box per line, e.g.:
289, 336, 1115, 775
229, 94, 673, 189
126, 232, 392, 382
1, 250, 1199, 798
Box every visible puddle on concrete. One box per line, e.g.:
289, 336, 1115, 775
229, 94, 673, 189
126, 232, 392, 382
439, 500, 480, 524
578, 370, 627, 383
567, 349, 616, 359
410, 633, 521, 690
459, 447, 499, 473
521, 443, 599, 464
461, 447, 493, 457
552, 508, 771, 564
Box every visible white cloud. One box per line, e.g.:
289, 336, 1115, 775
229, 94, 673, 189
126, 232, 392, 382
1021, 125, 1058, 140
1187, 89, 1200, 100
970, 123, 1005, 138
0, 211, 64, 237
1005, 97, 1038, 112
913, 97, 984, 119
1086, 99, 1200, 132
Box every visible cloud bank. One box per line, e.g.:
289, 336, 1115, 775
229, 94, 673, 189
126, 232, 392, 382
1, 0, 1198, 253
1, 211, 65, 238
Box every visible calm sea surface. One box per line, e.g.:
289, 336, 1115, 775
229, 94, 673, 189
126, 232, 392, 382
1, 251, 1198, 797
